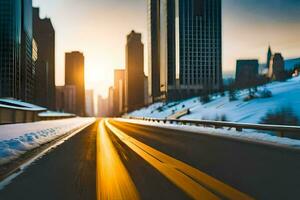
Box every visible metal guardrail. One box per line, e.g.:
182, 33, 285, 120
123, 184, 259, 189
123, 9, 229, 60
128, 116, 300, 137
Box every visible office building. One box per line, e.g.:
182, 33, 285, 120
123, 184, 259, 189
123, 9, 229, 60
113, 69, 125, 116
56, 85, 76, 114
21, 0, 34, 102
125, 31, 145, 112
147, 0, 161, 102
85, 89, 95, 117
65, 51, 85, 116
0, 0, 35, 102
33, 7, 56, 109
235, 60, 259, 88
148, 0, 222, 100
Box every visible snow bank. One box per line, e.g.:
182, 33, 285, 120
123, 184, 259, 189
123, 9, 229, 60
129, 76, 300, 124
117, 118, 300, 149
0, 117, 95, 165
38, 111, 76, 117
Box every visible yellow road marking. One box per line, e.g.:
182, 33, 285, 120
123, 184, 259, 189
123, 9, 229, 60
96, 120, 140, 200
106, 119, 254, 200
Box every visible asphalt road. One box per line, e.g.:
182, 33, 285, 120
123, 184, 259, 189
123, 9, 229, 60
107, 119, 300, 200
0, 121, 98, 200
1, 118, 300, 200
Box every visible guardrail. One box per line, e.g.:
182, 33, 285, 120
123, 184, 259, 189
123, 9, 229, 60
128, 116, 300, 137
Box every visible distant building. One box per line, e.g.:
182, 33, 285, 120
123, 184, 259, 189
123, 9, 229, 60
108, 86, 114, 116
266, 46, 272, 70
65, 51, 85, 116
33, 7, 56, 110
235, 60, 259, 87
97, 95, 108, 117
56, 85, 76, 114
268, 53, 285, 80
113, 69, 125, 116
125, 31, 145, 112
0, 0, 35, 102
85, 89, 95, 117
148, 0, 222, 100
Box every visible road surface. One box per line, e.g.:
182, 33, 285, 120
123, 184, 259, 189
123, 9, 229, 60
0, 121, 98, 200
1, 118, 300, 200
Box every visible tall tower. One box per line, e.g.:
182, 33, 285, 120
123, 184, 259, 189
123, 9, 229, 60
125, 31, 145, 112
33, 7, 56, 109
266, 46, 272, 70
20, 0, 34, 102
65, 51, 85, 116
0, 0, 22, 99
147, 0, 161, 103
0, 0, 35, 102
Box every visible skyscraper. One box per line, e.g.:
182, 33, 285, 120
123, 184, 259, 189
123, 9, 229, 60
21, 0, 34, 102
65, 51, 85, 116
148, 0, 222, 100
147, 0, 161, 102
113, 69, 125, 116
125, 31, 145, 112
33, 7, 56, 110
0, 0, 21, 99
0, 0, 35, 102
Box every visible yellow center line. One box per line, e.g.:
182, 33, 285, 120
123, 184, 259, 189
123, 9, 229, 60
96, 120, 140, 200
105, 119, 254, 200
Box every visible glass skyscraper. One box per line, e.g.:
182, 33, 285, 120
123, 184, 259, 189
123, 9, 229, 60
21, 0, 34, 102
0, 0, 22, 99
0, 0, 35, 102
148, 0, 222, 100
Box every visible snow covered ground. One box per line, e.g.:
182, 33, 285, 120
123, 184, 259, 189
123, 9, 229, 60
117, 118, 300, 149
0, 118, 95, 165
130, 76, 300, 124
38, 111, 76, 117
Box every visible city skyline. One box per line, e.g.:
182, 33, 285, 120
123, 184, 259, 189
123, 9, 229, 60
32, 0, 300, 97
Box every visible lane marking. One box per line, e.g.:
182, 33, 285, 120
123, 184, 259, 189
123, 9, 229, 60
106, 119, 254, 200
96, 120, 139, 200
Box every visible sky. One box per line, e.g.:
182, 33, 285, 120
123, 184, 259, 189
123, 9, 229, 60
32, 0, 300, 97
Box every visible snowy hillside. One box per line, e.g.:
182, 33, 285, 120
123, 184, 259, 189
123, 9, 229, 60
129, 76, 300, 124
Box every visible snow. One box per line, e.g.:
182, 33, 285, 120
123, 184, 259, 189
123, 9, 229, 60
117, 118, 300, 149
0, 117, 95, 165
0, 98, 46, 112
129, 76, 300, 124
38, 111, 76, 117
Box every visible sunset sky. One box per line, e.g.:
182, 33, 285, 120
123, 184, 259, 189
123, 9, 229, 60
32, 0, 300, 97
